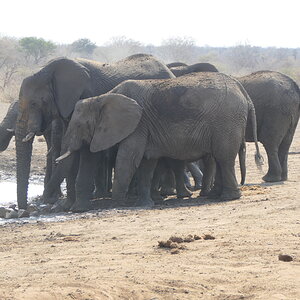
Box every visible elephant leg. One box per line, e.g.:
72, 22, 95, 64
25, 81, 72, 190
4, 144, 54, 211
207, 161, 222, 199
71, 146, 98, 212
199, 155, 215, 196
136, 158, 158, 207
93, 151, 111, 198
218, 159, 241, 200
112, 130, 146, 206
156, 158, 176, 196
183, 167, 192, 189
262, 144, 282, 182
151, 159, 165, 203
187, 162, 203, 190
278, 127, 297, 181
43, 152, 77, 204
167, 158, 192, 198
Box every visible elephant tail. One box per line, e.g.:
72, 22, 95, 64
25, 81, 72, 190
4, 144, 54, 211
249, 104, 264, 170
238, 140, 246, 185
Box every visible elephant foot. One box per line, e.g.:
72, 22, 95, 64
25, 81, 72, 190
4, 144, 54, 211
281, 174, 288, 181
135, 197, 155, 208
70, 200, 93, 213
199, 188, 210, 197
151, 189, 164, 202
262, 174, 282, 182
177, 188, 192, 199
207, 187, 222, 199
194, 184, 202, 191
220, 189, 241, 201
160, 188, 176, 196
43, 195, 59, 205
93, 190, 112, 199
51, 198, 74, 213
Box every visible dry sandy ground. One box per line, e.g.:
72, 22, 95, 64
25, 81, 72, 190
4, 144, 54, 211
0, 102, 299, 299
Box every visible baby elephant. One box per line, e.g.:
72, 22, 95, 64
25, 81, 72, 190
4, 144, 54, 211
57, 72, 262, 207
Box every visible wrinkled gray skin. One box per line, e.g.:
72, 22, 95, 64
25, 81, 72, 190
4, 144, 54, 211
239, 71, 300, 182
17, 54, 174, 211
57, 72, 262, 207
172, 67, 300, 183
0, 100, 18, 152
169, 63, 219, 77
0, 100, 62, 190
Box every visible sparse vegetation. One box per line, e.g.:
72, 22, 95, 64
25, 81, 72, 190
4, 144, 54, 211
1, 35, 300, 103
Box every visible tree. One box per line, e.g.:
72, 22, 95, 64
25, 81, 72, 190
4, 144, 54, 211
70, 38, 97, 57
99, 36, 143, 62
159, 37, 197, 64
19, 37, 56, 64
0, 37, 21, 92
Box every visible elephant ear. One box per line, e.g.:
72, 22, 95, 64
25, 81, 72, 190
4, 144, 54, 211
52, 59, 92, 119
90, 93, 143, 152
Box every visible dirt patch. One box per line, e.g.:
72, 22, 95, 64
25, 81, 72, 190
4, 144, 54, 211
0, 102, 299, 299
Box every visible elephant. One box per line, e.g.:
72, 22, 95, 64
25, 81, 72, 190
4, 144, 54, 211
169, 63, 219, 77
238, 71, 300, 182
56, 72, 263, 207
0, 100, 18, 152
166, 62, 188, 68
171, 67, 300, 183
16, 53, 175, 209
0, 99, 63, 192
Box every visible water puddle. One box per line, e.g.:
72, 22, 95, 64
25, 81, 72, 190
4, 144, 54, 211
0, 181, 44, 206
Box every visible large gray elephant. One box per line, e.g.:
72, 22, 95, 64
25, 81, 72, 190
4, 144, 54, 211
239, 71, 300, 182
16, 54, 174, 209
172, 67, 300, 182
169, 63, 219, 77
0, 100, 61, 190
57, 72, 263, 207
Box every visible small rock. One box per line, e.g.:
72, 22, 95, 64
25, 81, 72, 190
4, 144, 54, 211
39, 204, 52, 214
27, 204, 39, 213
203, 234, 215, 240
194, 235, 202, 240
5, 210, 19, 219
170, 249, 180, 254
18, 209, 30, 218
9, 204, 17, 211
30, 211, 39, 217
0, 207, 10, 218
278, 254, 293, 262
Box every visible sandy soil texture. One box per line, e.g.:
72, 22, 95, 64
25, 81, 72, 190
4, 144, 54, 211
0, 102, 299, 299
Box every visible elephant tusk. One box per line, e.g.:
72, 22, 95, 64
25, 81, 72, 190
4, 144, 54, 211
47, 147, 53, 157
6, 128, 15, 133
22, 132, 35, 142
55, 150, 72, 163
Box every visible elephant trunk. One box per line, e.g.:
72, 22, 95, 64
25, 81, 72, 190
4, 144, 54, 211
0, 100, 19, 151
15, 117, 33, 209
0, 127, 14, 151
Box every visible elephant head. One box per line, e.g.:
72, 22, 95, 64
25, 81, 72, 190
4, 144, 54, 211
16, 58, 92, 209
57, 93, 142, 162
0, 100, 18, 152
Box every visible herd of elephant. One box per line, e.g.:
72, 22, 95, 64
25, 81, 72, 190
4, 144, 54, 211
0, 54, 299, 212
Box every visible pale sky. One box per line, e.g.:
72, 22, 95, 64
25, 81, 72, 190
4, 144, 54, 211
1, 0, 299, 48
